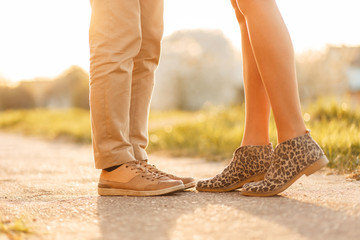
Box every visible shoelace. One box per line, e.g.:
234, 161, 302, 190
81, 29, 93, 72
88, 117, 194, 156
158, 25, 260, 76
138, 160, 172, 178
125, 161, 162, 181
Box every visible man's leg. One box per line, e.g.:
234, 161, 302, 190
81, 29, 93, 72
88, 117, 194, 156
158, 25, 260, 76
129, 0, 195, 188
89, 0, 184, 196
89, 0, 142, 169
129, 0, 164, 161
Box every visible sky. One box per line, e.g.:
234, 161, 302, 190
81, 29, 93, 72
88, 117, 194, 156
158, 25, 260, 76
0, 0, 359, 82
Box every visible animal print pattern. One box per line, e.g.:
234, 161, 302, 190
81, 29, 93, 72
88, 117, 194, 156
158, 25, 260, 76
196, 144, 273, 191
242, 131, 325, 195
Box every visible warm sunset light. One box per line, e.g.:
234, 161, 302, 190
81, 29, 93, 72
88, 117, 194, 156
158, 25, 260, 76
1, 1, 360, 238
0, 0, 359, 82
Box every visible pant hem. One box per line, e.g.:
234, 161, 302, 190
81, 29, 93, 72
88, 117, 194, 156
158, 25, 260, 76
94, 148, 136, 169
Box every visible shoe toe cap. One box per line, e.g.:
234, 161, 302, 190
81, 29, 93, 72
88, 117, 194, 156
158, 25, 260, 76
181, 177, 195, 185
196, 179, 211, 189
164, 179, 184, 188
242, 180, 268, 193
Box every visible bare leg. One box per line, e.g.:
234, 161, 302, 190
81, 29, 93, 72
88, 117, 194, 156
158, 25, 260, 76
195, 2, 273, 192
235, 0, 306, 143
231, 0, 271, 146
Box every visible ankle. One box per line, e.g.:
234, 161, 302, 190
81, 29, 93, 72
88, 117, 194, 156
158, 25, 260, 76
241, 139, 270, 147
277, 128, 307, 144
241, 133, 270, 147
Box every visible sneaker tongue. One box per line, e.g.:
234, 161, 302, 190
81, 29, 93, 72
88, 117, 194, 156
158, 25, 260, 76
140, 160, 158, 171
138, 165, 147, 172
138, 160, 165, 177
127, 160, 139, 166
128, 161, 151, 173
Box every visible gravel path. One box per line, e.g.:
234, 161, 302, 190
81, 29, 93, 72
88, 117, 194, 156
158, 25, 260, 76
0, 133, 359, 240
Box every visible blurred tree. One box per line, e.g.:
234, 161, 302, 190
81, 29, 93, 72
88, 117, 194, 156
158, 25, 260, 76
45, 66, 89, 109
0, 85, 35, 110
19, 78, 53, 107
0, 66, 89, 110
151, 30, 243, 110
0, 77, 8, 86
296, 46, 360, 103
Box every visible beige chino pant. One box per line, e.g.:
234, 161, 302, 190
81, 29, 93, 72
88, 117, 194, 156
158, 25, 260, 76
89, 0, 163, 169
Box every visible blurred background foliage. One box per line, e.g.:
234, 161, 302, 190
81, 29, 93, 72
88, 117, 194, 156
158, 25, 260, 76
0, 66, 89, 110
1, 30, 359, 111
0, 100, 359, 172
151, 30, 243, 110
0, 30, 359, 172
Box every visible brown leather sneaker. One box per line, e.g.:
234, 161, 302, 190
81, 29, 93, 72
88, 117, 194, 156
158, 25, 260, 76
138, 160, 196, 189
242, 131, 328, 197
98, 161, 184, 196
196, 144, 273, 192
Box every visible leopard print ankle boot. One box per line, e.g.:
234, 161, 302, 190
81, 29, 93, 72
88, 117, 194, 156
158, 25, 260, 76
196, 144, 273, 192
242, 130, 328, 197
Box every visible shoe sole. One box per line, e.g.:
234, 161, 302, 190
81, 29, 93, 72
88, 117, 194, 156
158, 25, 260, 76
98, 184, 185, 196
183, 181, 196, 189
241, 155, 329, 197
196, 174, 265, 192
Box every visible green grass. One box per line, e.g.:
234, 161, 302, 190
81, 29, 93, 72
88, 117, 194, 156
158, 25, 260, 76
148, 106, 254, 161
307, 100, 360, 171
0, 108, 91, 143
0, 218, 32, 240
147, 100, 360, 172
0, 100, 359, 172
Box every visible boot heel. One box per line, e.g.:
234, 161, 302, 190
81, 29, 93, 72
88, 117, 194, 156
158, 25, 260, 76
304, 155, 329, 176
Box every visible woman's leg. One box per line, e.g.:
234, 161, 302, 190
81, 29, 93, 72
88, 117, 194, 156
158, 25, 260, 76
230, 0, 271, 146
195, 1, 274, 193
235, 0, 306, 143
235, 0, 329, 197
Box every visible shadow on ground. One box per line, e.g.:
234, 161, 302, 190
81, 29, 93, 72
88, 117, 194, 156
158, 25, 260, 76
97, 190, 359, 240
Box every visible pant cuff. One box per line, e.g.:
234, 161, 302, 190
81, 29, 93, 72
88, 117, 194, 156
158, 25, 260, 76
133, 146, 149, 161
94, 147, 136, 169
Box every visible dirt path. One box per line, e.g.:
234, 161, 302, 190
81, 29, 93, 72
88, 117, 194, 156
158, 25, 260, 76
0, 133, 359, 240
